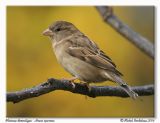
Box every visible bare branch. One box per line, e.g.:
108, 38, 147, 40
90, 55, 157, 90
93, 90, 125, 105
7, 78, 154, 103
96, 6, 154, 59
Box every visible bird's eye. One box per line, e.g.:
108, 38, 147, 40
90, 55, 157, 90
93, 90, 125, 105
55, 28, 61, 32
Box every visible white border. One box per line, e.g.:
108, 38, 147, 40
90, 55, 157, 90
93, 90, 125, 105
0, 1, 6, 123
1, 0, 160, 6
156, 2, 160, 123
0, 0, 159, 123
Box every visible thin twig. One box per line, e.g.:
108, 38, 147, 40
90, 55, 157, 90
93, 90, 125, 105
96, 6, 154, 59
7, 78, 154, 103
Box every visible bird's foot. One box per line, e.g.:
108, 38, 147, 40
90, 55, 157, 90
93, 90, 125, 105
62, 77, 78, 90
80, 81, 91, 92
79, 82, 92, 99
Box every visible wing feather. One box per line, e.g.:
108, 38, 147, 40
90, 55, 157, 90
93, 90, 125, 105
65, 34, 123, 76
67, 46, 123, 76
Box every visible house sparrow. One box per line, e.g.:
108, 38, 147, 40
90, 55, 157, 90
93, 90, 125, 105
43, 21, 138, 99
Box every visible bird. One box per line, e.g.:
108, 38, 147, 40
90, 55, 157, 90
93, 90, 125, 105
43, 20, 138, 99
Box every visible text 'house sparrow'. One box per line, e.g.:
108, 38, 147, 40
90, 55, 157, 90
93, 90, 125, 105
43, 21, 138, 99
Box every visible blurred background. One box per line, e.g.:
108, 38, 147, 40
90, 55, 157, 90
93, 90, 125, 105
7, 6, 154, 117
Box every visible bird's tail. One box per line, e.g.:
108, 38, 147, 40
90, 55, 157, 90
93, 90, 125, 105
105, 72, 138, 99
119, 83, 138, 100
114, 76, 138, 100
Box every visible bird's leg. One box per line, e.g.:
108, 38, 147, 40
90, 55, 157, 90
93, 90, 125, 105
62, 77, 78, 89
68, 77, 78, 89
86, 83, 91, 92
79, 81, 92, 99
80, 81, 91, 92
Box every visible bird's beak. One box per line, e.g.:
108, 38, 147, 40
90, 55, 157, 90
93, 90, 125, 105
42, 28, 54, 36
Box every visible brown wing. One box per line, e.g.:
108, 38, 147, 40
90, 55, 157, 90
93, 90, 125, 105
65, 33, 123, 76
67, 46, 123, 76
70, 34, 117, 67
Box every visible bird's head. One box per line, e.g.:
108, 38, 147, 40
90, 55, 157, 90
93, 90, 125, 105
43, 21, 79, 42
